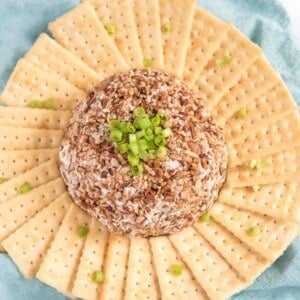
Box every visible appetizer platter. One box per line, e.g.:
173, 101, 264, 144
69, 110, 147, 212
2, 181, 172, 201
0, 0, 299, 299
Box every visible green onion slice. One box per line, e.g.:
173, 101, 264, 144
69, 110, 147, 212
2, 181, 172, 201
134, 107, 145, 118
128, 153, 140, 166
236, 107, 248, 119
249, 159, 266, 170
110, 129, 123, 142
117, 143, 129, 154
18, 182, 33, 194
170, 264, 183, 276
199, 212, 211, 223
143, 58, 153, 68
162, 23, 172, 33
28, 97, 55, 109
218, 55, 231, 67
131, 163, 144, 176
76, 225, 89, 237
109, 107, 171, 176
105, 23, 117, 35
156, 146, 167, 158
0, 177, 8, 184
246, 226, 260, 237
92, 270, 105, 284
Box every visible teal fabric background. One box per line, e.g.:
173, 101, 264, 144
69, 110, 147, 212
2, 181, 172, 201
0, 0, 299, 299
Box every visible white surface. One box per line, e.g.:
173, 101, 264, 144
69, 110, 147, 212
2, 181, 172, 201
280, 0, 300, 44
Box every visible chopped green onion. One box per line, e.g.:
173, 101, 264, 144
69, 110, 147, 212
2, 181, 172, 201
129, 134, 137, 143
110, 129, 123, 142
42, 97, 55, 109
139, 150, 149, 160
18, 182, 33, 194
162, 23, 172, 33
129, 142, 139, 155
28, 100, 43, 109
146, 139, 156, 150
218, 55, 231, 67
145, 128, 153, 137
117, 143, 129, 154
138, 139, 148, 151
156, 146, 167, 158
134, 117, 152, 130
151, 115, 161, 127
154, 127, 162, 135
130, 164, 144, 176
92, 270, 105, 284
109, 107, 172, 176
143, 58, 153, 68
0, 177, 8, 184
105, 23, 117, 35
136, 130, 145, 139
236, 107, 248, 119
256, 160, 267, 170
76, 225, 89, 237
125, 122, 136, 133
249, 159, 266, 170
148, 150, 156, 159
110, 119, 121, 129
28, 97, 55, 109
199, 212, 211, 223
134, 107, 145, 118
246, 226, 260, 237
170, 264, 183, 276
154, 135, 166, 147
252, 184, 262, 192
128, 153, 140, 166
162, 128, 172, 138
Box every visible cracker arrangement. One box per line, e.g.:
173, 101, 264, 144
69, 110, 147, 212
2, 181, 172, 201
0, 0, 299, 299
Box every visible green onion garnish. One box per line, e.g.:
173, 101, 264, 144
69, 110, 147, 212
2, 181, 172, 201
129, 142, 139, 155
156, 146, 167, 158
131, 164, 144, 177
109, 107, 172, 176
134, 107, 146, 118
236, 107, 248, 119
117, 143, 129, 154
143, 58, 153, 68
162, 23, 172, 33
154, 135, 166, 147
28, 97, 55, 109
128, 153, 140, 166
154, 127, 162, 135
249, 159, 267, 170
170, 264, 183, 276
218, 55, 231, 67
18, 182, 33, 194
246, 226, 260, 237
110, 119, 121, 129
76, 225, 89, 237
110, 129, 123, 143
199, 212, 211, 223
105, 23, 117, 35
125, 122, 136, 133
134, 117, 152, 130
92, 270, 105, 284
151, 115, 161, 127
0, 177, 8, 184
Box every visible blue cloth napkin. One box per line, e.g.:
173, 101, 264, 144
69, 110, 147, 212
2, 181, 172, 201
0, 0, 299, 299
